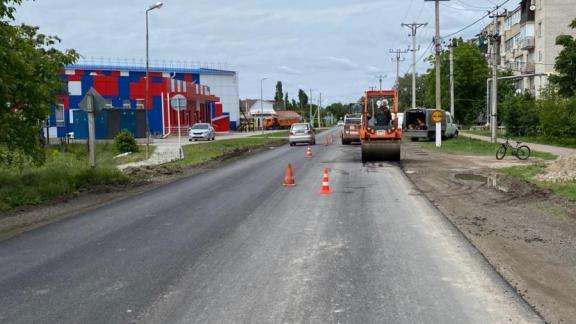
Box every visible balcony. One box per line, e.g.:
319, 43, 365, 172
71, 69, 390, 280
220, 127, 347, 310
520, 36, 535, 49
521, 62, 535, 74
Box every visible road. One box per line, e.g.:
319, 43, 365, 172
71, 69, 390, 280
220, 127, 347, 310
0, 128, 541, 323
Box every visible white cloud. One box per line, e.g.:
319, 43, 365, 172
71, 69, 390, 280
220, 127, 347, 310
14, 0, 516, 105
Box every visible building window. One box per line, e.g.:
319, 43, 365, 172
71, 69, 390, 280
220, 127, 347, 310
136, 99, 144, 109
123, 100, 131, 108
539, 51, 542, 62
538, 22, 542, 38
55, 102, 65, 127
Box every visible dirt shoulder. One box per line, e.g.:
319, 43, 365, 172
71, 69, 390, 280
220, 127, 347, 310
401, 142, 576, 324
0, 142, 285, 242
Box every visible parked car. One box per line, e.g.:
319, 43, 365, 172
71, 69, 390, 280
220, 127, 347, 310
402, 108, 458, 141
188, 123, 215, 141
337, 120, 344, 126
341, 113, 362, 145
289, 123, 315, 146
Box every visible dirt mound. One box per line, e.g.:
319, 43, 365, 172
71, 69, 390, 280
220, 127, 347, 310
537, 155, 576, 183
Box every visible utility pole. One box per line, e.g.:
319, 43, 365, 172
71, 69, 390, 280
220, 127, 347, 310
489, 7, 505, 143
318, 92, 322, 128
434, 0, 442, 110
376, 75, 385, 90
309, 89, 313, 124
448, 40, 456, 117
424, 0, 449, 109
402, 22, 427, 109
389, 48, 408, 87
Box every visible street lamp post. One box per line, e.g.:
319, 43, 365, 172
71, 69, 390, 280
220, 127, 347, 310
145, 2, 163, 159
260, 77, 267, 135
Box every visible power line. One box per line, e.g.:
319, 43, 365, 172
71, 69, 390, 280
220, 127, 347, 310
440, 0, 511, 40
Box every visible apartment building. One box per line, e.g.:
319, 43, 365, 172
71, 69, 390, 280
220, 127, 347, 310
482, 0, 576, 96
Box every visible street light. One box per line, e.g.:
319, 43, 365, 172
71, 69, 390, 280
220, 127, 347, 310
260, 77, 267, 135
145, 1, 163, 159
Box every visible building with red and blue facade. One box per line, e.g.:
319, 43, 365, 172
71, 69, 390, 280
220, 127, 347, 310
51, 63, 239, 139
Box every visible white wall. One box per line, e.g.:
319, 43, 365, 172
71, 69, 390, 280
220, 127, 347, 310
199, 73, 240, 126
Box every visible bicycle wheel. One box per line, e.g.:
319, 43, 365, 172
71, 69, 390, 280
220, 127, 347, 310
496, 145, 507, 160
516, 145, 531, 160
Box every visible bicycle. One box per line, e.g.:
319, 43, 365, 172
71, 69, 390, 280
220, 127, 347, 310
495, 138, 531, 160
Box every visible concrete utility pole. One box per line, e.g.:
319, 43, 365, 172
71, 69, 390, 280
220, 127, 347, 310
318, 92, 322, 128
309, 89, 313, 124
489, 7, 506, 143
376, 75, 385, 90
448, 41, 456, 117
402, 22, 428, 109
434, 0, 442, 110
260, 77, 267, 135
390, 48, 409, 87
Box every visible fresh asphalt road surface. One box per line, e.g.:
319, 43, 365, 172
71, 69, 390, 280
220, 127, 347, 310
0, 128, 541, 323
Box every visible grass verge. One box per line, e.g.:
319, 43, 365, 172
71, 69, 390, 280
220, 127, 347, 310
464, 130, 576, 148
168, 137, 287, 168
499, 164, 576, 201
421, 136, 557, 160
0, 143, 153, 212
0, 152, 128, 212
113, 145, 155, 165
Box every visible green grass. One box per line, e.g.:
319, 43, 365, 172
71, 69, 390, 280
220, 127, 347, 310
0, 145, 129, 211
464, 129, 576, 148
113, 145, 156, 165
249, 130, 290, 138
169, 137, 287, 168
499, 164, 576, 201
420, 136, 557, 160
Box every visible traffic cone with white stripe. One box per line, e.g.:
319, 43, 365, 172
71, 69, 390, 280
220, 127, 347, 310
319, 168, 332, 195
283, 163, 296, 187
306, 145, 313, 158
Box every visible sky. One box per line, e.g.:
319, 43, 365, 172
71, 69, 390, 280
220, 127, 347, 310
15, 0, 517, 105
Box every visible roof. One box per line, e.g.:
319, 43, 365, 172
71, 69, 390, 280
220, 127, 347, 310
66, 64, 236, 76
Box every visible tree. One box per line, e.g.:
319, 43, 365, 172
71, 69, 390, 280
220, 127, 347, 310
549, 18, 576, 98
424, 38, 490, 124
274, 81, 284, 109
395, 72, 427, 111
325, 103, 348, 121
284, 92, 289, 110
298, 89, 308, 108
0, 0, 78, 167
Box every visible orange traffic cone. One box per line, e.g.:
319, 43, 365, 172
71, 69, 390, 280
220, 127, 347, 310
306, 145, 313, 158
328, 135, 333, 145
319, 168, 332, 195
324, 137, 329, 146
283, 163, 296, 187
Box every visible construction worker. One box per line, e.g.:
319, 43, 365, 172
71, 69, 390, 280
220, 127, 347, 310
370, 99, 392, 127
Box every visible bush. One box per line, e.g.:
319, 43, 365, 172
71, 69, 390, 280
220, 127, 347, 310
538, 88, 576, 138
500, 92, 539, 136
114, 130, 139, 153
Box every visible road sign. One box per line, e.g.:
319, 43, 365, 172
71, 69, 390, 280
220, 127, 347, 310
431, 110, 443, 123
170, 94, 187, 111
79, 88, 107, 113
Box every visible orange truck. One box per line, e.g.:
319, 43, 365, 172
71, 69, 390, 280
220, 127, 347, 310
264, 111, 302, 129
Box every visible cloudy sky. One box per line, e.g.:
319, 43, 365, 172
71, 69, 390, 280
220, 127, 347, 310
15, 0, 516, 104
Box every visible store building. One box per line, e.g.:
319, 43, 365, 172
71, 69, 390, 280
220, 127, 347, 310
49, 62, 239, 139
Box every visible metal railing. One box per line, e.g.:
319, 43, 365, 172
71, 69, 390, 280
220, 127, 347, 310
73, 57, 230, 71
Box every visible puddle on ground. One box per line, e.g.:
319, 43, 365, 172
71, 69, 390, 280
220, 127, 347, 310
455, 173, 488, 183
